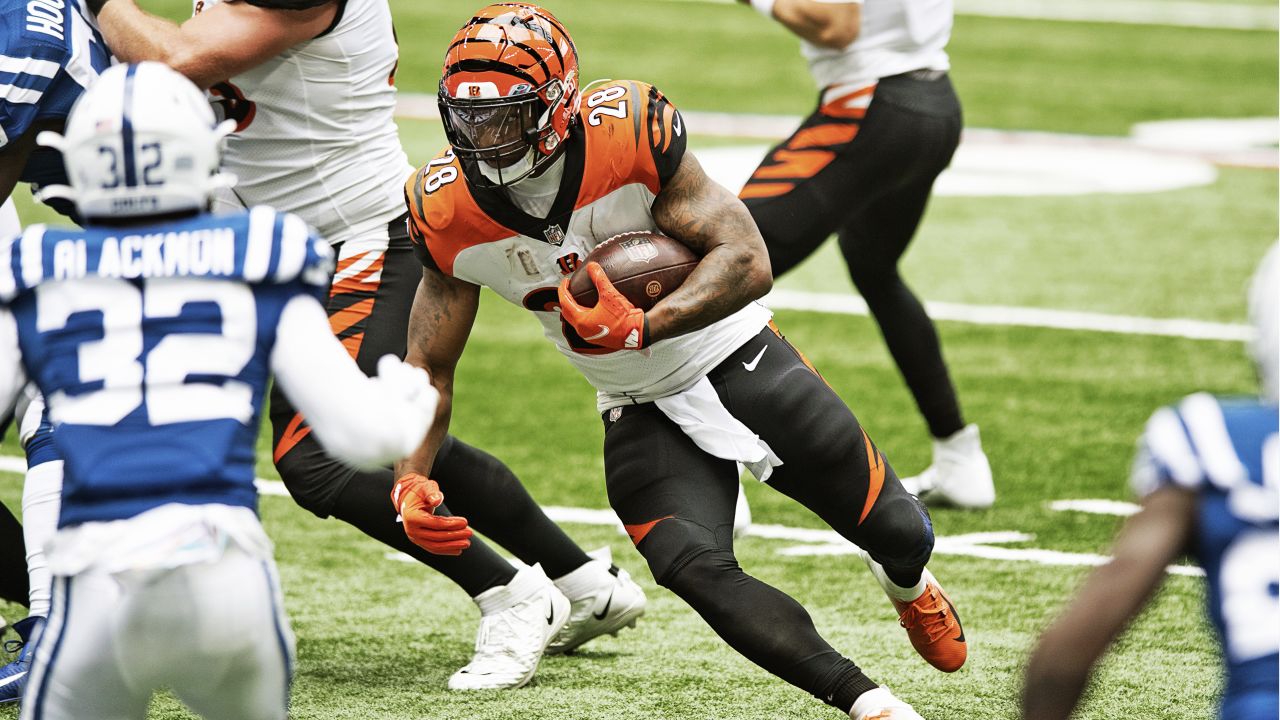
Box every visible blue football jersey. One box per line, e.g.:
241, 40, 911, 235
0, 208, 333, 527
1, 0, 112, 196
1133, 393, 1279, 719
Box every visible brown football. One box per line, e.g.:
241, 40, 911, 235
568, 231, 698, 311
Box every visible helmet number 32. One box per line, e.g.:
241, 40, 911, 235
586, 86, 628, 127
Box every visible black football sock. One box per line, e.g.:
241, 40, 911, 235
432, 436, 591, 580
661, 549, 878, 711
330, 469, 516, 597
0, 503, 29, 608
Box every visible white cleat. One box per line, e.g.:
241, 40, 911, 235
448, 563, 570, 690
900, 424, 994, 510
547, 547, 646, 655
849, 687, 925, 720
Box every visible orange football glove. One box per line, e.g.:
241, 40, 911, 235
557, 262, 649, 351
391, 473, 472, 555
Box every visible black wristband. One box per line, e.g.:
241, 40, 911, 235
84, 0, 111, 14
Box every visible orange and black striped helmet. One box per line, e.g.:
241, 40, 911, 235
438, 3, 580, 186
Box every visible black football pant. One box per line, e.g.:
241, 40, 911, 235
605, 325, 934, 712
0, 409, 30, 608
743, 71, 966, 439
0, 501, 28, 608
269, 215, 589, 596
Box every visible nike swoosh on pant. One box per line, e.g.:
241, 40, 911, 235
742, 345, 768, 372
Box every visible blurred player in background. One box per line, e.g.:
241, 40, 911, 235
400, 5, 966, 718
0, 0, 112, 700
1022, 244, 1279, 720
1, 61, 438, 720
89, 0, 644, 689
0, 0, 110, 223
737, 0, 994, 509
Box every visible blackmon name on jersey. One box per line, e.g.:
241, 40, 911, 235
405, 81, 770, 408
0, 208, 333, 527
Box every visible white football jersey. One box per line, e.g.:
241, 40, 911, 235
802, 0, 952, 93
406, 82, 771, 411
197, 0, 412, 245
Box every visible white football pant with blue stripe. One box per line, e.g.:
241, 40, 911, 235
19, 504, 295, 720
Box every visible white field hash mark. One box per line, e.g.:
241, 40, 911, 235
764, 289, 1254, 343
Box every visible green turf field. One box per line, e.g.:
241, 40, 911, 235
2, 1, 1277, 718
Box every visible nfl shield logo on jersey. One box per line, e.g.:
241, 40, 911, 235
620, 237, 658, 264
544, 224, 566, 246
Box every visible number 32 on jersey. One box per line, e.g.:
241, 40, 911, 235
37, 278, 257, 427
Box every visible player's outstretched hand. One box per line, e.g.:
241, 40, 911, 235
373, 354, 439, 450
557, 263, 649, 351
392, 473, 472, 555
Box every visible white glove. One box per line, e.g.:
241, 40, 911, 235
371, 354, 439, 457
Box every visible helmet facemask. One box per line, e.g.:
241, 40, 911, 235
440, 76, 569, 187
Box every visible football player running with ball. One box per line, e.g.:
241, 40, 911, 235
88, 0, 645, 690
399, 4, 967, 718
0, 62, 438, 720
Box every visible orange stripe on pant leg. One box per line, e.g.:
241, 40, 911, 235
858, 428, 885, 525
274, 412, 313, 463
329, 298, 376, 338
624, 515, 674, 546
740, 182, 795, 200
789, 123, 859, 150
767, 320, 825, 380
750, 149, 836, 181
340, 333, 364, 359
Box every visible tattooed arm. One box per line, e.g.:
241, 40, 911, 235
648, 151, 773, 343
395, 267, 481, 479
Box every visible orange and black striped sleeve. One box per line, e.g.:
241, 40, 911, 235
644, 85, 686, 188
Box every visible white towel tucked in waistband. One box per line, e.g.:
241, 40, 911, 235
653, 375, 783, 482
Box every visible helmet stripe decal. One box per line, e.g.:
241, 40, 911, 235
120, 63, 138, 188
446, 57, 540, 87
509, 41, 552, 84
444, 37, 548, 85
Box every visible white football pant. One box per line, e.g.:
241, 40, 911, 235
20, 521, 294, 720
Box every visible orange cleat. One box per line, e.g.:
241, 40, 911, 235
890, 568, 967, 672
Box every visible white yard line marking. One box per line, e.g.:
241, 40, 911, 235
954, 0, 1277, 31
0, 459, 1198, 576
764, 289, 1254, 342
1050, 499, 1142, 516
647, 0, 1278, 31
383, 502, 1202, 577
